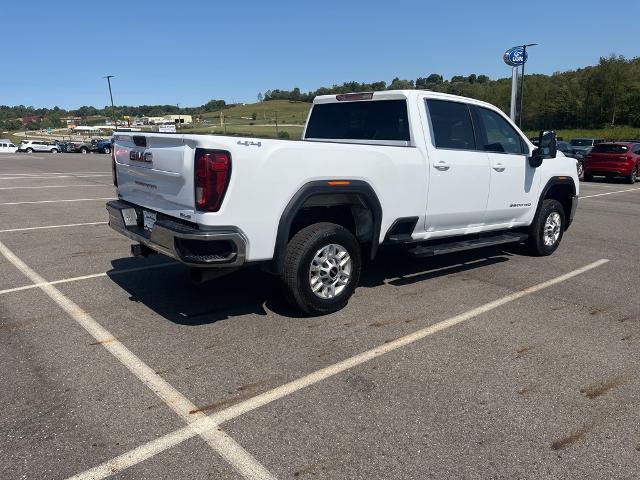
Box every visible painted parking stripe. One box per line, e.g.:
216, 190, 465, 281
0, 222, 107, 234
0, 184, 112, 190
0, 171, 110, 176
0, 197, 115, 206
0, 262, 177, 296
0, 241, 276, 480
0, 222, 108, 233
0, 174, 111, 180
580, 187, 640, 199
66, 258, 609, 479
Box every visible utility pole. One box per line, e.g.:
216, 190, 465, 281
176, 103, 181, 129
103, 75, 115, 127
518, 44, 537, 128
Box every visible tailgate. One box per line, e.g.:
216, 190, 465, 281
113, 133, 194, 218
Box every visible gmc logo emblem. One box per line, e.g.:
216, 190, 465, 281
130, 151, 152, 163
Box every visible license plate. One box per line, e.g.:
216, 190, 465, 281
143, 210, 156, 231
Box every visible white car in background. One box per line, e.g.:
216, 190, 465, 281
18, 139, 60, 153
0, 140, 18, 153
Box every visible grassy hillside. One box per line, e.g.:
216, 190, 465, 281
199, 100, 310, 125
525, 126, 640, 142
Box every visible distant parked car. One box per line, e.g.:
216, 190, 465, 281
18, 139, 60, 153
569, 138, 604, 157
583, 142, 640, 184
55, 141, 70, 152
0, 140, 18, 153
570, 138, 605, 180
91, 138, 112, 154
67, 141, 92, 154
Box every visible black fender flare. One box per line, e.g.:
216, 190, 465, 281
534, 176, 577, 227
272, 180, 383, 274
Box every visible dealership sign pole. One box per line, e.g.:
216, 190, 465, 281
503, 44, 536, 127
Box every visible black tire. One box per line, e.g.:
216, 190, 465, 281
282, 222, 361, 316
80, 147, 88, 154
626, 167, 637, 184
526, 199, 565, 256
26, 148, 34, 153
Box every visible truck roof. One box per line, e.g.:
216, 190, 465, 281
312, 89, 501, 111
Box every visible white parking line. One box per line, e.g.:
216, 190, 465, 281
0, 222, 107, 234
0, 184, 112, 190
66, 258, 609, 479
0, 174, 111, 180
0, 197, 115, 206
580, 187, 640, 199
0, 262, 178, 296
0, 171, 110, 176
0, 241, 276, 480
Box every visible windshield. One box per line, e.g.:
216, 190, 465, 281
570, 139, 592, 146
591, 144, 628, 154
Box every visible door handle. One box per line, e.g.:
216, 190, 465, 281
434, 161, 450, 171
493, 163, 506, 172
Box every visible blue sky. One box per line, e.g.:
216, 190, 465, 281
2, 0, 638, 109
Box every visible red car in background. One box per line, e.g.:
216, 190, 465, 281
583, 142, 640, 184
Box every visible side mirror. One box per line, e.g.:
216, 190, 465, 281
529, 130, 557, 168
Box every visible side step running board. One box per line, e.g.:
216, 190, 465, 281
408, 233, 528, 257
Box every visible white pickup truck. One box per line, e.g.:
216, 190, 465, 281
107, 90, 578, 315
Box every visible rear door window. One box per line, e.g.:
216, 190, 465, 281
305, 100, 410, 142
426, 99, 476, 150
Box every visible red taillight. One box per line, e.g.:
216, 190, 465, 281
111, 147, 117, 187
194, 149, 231, 212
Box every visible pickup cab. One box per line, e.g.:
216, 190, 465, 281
107, 90, 578, 315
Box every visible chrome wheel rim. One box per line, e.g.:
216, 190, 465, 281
577, 162, 584, 177
543, 212, 562, 247
309, 243, 352, 299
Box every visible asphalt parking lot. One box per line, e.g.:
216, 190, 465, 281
1, 152, 639, 479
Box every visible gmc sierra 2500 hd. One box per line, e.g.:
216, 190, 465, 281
107, 90, 578, 315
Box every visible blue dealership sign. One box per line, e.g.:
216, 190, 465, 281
503, 47, 528, 67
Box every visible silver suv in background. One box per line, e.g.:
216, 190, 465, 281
18, 139, 60, 153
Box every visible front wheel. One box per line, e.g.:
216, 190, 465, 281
103, 147, 111, 154
526, 199, 565, 256
282, 223, 361, 315
50, 148, 58, 153
26, 148, 34, 153
80, 147, 88, 154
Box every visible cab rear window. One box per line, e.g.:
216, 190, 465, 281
305, 100, 410, 141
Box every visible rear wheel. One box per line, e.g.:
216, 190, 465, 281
51, 148, 58, 153
282, 222, 361, 315
626, 167, 637, 184
103, 146, 111, 154
526, 199, 565, 256
80, 147, 88, 154
26, 148, 34, 153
